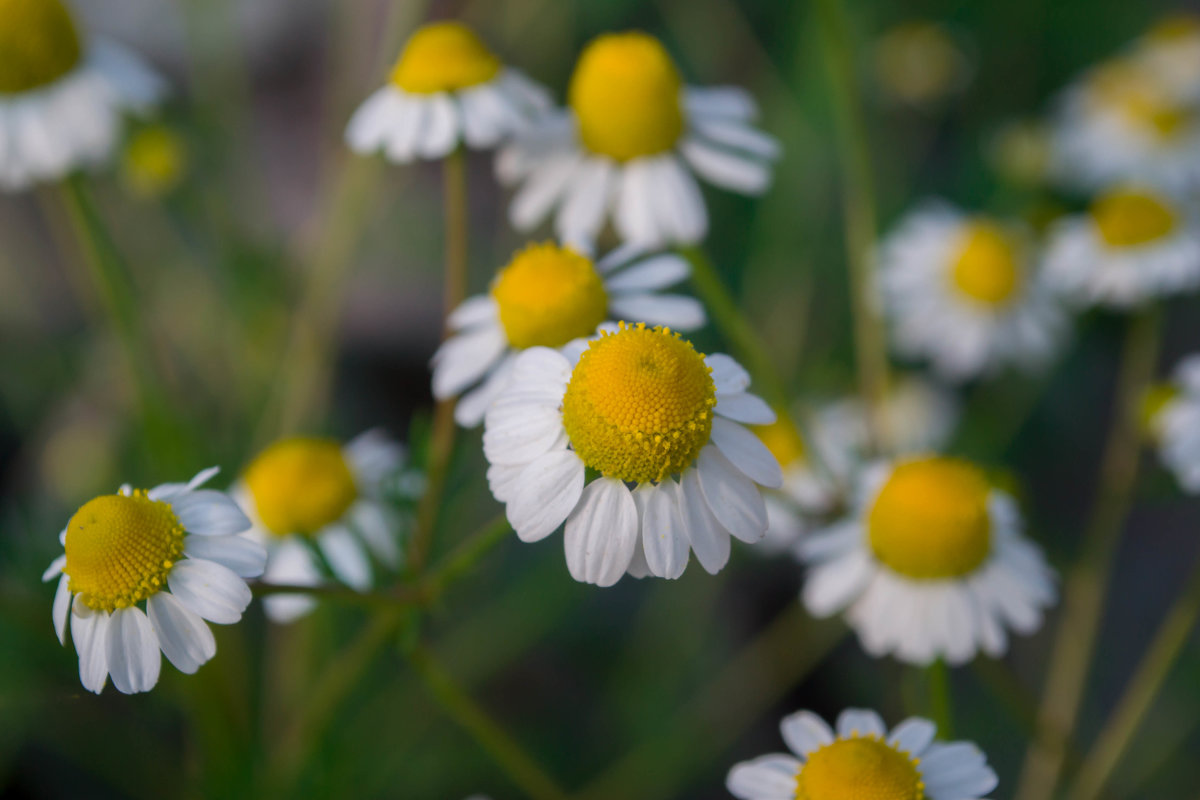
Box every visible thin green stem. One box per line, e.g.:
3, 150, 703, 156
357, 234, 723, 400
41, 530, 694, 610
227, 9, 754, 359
1016, 308, 1162, 800
408, 644, 569, 800
814, 0, 890, 452
1068, 553, 1200, 800
927, 660, 954, 739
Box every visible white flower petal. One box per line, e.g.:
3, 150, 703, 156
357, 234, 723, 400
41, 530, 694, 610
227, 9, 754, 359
447, 295, 498, 330
692, 118, 781, 159
53, 574, 70, 644
837, 708, 887, 738
636, 481, 689, 579
167, 559, 252, 625
172, 490, 252, 536
710, 417, 784, 488
608, 293, 706, 331
72, 599, 110, 694
706, 353, 751, 394
726, 754, 800, 800
319, 525, 372, 590
507, 449, 586, 543
556, 156, 616, 245
564, 477, 638, 587
697, 445, 768, 542
677, 467, 732, 574
106, 607, 161, 695
432, 324, 509, 399
780, 710, 835, 757
184, 535, 267, 578
681, 137, 772, 195
42, 554, 66, 583
716, 392, 776, 425
417, 92, 459, 159
147, 592, 216, 675
889, 717, 937, 756
604, 253, 690, 292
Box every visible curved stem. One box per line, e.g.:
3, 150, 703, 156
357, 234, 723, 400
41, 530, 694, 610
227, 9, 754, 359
1016, 308, 1162, 800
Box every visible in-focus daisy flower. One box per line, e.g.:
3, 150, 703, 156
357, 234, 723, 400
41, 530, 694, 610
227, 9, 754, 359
880, 203, 1064, 381
1042, 185, 1200, 308
236, 431, 409, 623
345, 21, 550, 163
872, 21, 972, 108
752, 416, 837, 555
1149, 354, 1200, 493
42, 468, 264, 694
727, 707, 998, 800
434, 241, 705, 427
0, 0, 165, 191
800, 456, 1056, 665
484, 322, 782, 586
497, 31, 780, 248
120, 123, 187, 198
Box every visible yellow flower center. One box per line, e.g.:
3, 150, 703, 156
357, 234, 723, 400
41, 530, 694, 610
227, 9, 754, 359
868, 457, 992, 580
122, 125, 188, 198
0, 0, 83, 94
389, 21, 501, 94
1140, 382, 1180, 439
562, 323, 716, 483
63, 491, 185, 612
754, 417, 807, 469
1091, 189, 1176, 248
873, 22, 963, 105
491, 242, 609, 349
244, 438, 358, 537
1091, 61, 1189, 139
568, 32, 685, 162
796, 736, 925, 800
950, 221, 1022, 306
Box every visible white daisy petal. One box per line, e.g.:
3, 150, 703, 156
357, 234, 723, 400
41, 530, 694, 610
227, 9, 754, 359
726, 754, 801, 800
715, 392, 776, 425
888, 717, 937, 756
72, 599, 110, 694
710, 417, 784, 488
707, 353, 751, 394
836, 708, 887, 738
686, 85, 758, 121
604, 254, 690, 292
106, 607, 161, 695
183, 534, 267, 578
681, 138, 772, 195
677, 467, 732, 574
780, 710, 835, 757
432, 324, 509, 399
564, 477, 638, 587
53, 574, 71, 645
693, 118, 782, 159
171, 490, 252, 536
42, 555, 66, 583
609, 293, 706, 331
147, 592, 216, 675
697, 445, 768, 542
636, 481, 689, 579
167, 559, 252, 625
447, 295, 498, 330
318, 525, 372, 591
507, 449, 586, 543
417, 92, 459, 159
556, 156, 616, 245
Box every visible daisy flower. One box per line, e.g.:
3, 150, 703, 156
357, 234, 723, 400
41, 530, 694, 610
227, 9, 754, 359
1132, 14, 1200, 104
1149, 354, 1200, 492
727, 707, 998, 800
484, 322, 782, 586
1042, 185, 1200, 309
872, 21, 972, 108
800, 456, 1056, 665
345, 21, 550, 163
433, 240, 705, 427
42, 467, 264, 695
497, 31, 780, 248
0, 0, 165, 191
236, 431, 409, 623
752, 416, 837, 556
879, 203, 1064, 381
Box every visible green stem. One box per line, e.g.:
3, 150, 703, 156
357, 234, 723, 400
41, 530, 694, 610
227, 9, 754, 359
1016, 308, 1161, 800
814, 0, 890, 452
926, 660, 954, 738
681, 245, 788, 410
408, 644, 569, 800
1068, 554, 1200, 800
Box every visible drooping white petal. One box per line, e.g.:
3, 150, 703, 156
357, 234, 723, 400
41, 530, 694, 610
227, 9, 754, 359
53, 574, 71, 644
564, 477, 638, 587
697, 445, 768, 542
608, 293, 706, 331
72, 599, 110, 694
447, 295, 499, 330
715, 392, 776, 425
604, 254, 690, 292
635, 481, 689, 579
417, 92, 460, 159
709, 417, 783, 488
680, 137, 772, 195
431, 324, 509, 399
43, 554, 66, 582
556, 156, 616, 245
172, 490, 252, 536
147, 466, 220, 501
507, 449, 586, 543
318, 525, 372, 590
167, 559, 252, 625
677, 467, 732, 574
147, 591, 216, 675
692, 118, 781, 159
183, 535, 267, 578
726, 754, 800, 800
106, 607, 161, 695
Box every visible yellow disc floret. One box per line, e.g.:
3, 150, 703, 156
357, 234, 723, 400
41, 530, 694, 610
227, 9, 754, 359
796, 736, 925, 800
244, 437, 358, 537
491, 242, 609, 349
63, 491, 185, 612
753, 417, 806, 470
1091, 189, 1176, 247
0, 0, 83, 94
568, 32, 685, 162
390, 21, 501, 94
562, 323, 716, 483
868, 457, 992, 580
950, 220, 1022, 306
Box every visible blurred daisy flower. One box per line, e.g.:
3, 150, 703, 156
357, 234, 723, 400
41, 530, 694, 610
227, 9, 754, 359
42, 467, 264, 694
752, 416, 837, 555
120, 123, 187, 199
345, 21, 550, 163
1148, 354, 1200, 493
872, 21, 972, 108
800, 456, 1056, 665
433, 241, 705, 427
497, 31, 780, 248
880, 203, 1064, 381
1131, 14, 1200, 104
727, 707, 998, 800
236, 431, 410, 623
987, 118, 1053, 187
1042, 185, 1200, 308
0, 0, 165, 191
484, 322, 781, 586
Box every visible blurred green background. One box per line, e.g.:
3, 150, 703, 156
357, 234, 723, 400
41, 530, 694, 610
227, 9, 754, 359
2, 0, 1199, 797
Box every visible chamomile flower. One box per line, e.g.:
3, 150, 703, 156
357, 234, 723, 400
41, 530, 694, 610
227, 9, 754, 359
434, 241, 705, 427
727, 708, 998, 800
1042, 185, 1200, 309
1132, 14, 1200, 104
497, 31, 780, 248
236, 431, 409, 623
879, 203, 1064, 381
800, 456, 1056, 665
484, 322, 782, 586
0, 0, 165, 191
1150, 354, 1200, 493
345, 21, 550, 163
872, 21, 972, 108
42, 467, 264, 695
752, 416, 837, 555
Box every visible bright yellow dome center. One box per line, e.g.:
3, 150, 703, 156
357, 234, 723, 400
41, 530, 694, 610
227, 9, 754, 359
868, 457, 992, 580
950, 221, 1022, 306
63, 491, 185, 612
0, 0, 83, 94
562, 323, 716, 483
244, 437, 358, 537
491, 242, 609, 349
754, 417, 806, 469
390, 21, 501, 94
796, 737, 925, 800
1091, 189, 1176, 247
568, 32, 686, 162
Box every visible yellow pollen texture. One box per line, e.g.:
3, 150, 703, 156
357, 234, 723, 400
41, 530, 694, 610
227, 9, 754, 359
491, 242, 609, 349
390, 21, 501, 94
63, 491, 185, 612
1092, 189, 1177, 247
568, 32, 685, 162
868, 457, 992, 580
244, 437, 358, 537
950, 220, 1022, 306
562, 323, 716, 483
753, 417, 806, 469
795, 737, 925, 800
0, 0, 83, 94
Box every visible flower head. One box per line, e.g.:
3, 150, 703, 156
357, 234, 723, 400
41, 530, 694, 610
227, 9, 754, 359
1150, 354, 1200, 493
